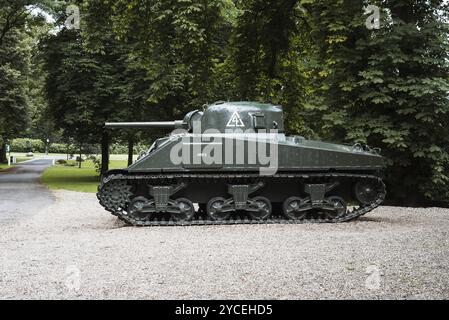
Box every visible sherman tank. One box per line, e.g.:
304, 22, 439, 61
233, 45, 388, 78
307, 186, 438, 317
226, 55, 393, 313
97, 101, 386, 226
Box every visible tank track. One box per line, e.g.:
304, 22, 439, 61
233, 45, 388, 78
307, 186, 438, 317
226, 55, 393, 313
97, 172, 386, 226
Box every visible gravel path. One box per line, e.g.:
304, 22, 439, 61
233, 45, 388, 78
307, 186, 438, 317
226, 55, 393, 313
0, 190, 448, 299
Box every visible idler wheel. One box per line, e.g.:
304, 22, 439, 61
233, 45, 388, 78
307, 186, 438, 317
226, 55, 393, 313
283, 197, 309, 220
355, 180, 379, 205
128, 196, 153, 220
248, 196, 272, 220
207, 197, 230, 221
171, 198, 195, 221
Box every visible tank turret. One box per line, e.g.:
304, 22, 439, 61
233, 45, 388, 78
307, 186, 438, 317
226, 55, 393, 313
104, 101, 284, 133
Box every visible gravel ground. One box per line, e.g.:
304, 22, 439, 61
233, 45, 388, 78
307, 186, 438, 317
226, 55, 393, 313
0, 190, 448, 300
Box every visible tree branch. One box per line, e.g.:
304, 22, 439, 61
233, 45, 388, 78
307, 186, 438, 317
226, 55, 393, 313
0, 4, 29, 46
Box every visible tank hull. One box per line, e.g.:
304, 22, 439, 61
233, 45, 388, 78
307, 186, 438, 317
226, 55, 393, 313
98, 135, 385, 225
127, 134, 383, 173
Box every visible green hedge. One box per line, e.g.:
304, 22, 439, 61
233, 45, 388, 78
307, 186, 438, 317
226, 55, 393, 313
10, 138, 45, 153
10, 139, 68, 153
48, 143, 67, 153
110, 143, 127, 154
110, 142, 150, 155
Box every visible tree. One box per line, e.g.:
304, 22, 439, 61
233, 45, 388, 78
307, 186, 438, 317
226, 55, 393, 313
88, 0, 237, 169
82, 0, 151, 169
42, 0, 134, 168
109, 0, 235, 112
25, 0, 449, 205
229, 0, 313, 136
0, 28, 30, 162
300, 0, 449, 204
0, 0, 39, 46
231, 0, 300, 101
0, 0, 53, 162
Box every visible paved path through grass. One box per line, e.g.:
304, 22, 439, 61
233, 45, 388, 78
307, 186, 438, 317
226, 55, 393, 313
0, 158, 56, 225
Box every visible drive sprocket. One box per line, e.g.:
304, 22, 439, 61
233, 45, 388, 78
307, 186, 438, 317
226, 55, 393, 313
98, 179, 133, 215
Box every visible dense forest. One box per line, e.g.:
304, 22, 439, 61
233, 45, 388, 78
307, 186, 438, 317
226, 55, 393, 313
0, 0, 448, 205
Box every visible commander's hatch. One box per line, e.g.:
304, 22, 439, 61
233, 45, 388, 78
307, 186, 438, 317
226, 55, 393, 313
251, 112, 266, 131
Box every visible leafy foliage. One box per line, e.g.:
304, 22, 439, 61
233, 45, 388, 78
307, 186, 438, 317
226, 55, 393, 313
299, 0, 449, 203
0, 0, 53, 161
0, 28, 30, 161
3, 0, 449, 204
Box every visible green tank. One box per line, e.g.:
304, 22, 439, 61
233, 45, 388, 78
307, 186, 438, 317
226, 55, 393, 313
97, 101, 386, 226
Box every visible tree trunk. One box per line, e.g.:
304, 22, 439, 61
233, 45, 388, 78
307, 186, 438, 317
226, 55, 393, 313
0, 134, 7, 163
79, 145, 82, 169
127, 136, 134, 167
0, 143, 6, 163
101, 130, 109, 175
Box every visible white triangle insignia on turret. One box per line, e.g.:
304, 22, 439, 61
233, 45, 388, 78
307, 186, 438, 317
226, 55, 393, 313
226, 111, 245, 127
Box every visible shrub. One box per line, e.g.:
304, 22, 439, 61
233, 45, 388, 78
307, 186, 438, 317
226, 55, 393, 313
11, 138, 45, 153
48, 143, 67, 154
110, 143, 127, 154
64, 160, 77, 167
110, 142, 150, 155
11, 139, 68, 154
89, 155, 102, 173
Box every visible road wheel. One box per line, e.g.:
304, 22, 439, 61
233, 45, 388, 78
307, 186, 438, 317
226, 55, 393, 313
322, 196, 347, 220
128, 196, 153, 221
283, 197, 308, 220
171, 198, 195, 221
248, 196, 272, 220
207, 197, 230, 221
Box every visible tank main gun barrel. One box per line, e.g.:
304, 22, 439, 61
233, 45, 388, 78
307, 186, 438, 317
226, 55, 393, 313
104, 120, 185, 129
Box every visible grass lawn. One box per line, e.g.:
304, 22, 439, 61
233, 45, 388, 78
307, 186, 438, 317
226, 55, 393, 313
0, 163, 11, 171
41, 159, 127, 193
0, 157, 29, 171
